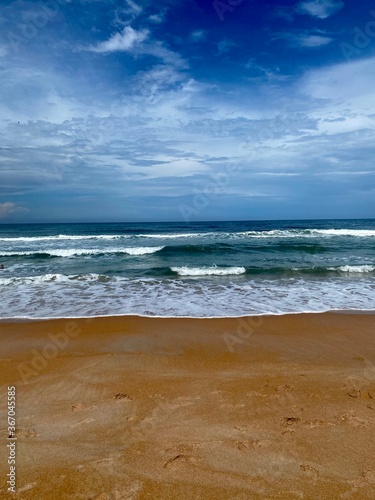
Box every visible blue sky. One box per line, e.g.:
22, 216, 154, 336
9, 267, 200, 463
0, 0, 375, 222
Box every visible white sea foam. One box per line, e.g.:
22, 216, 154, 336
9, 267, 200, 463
1, 229, 374, 243
139, 233, 203, 239
0, 274, 374, 318
0, 247, 164, 257
0, 273, 103, 286
0, 273, 69, 285
141, 229, 375, 239
330, 265, 375, 273
238, 230, 306, 238
311, 229, 375, 237
0, 249, 103, 257
123, 247, 164, 255
171, 266, 246, 276
239, 229, 375, 238
0, 234, 126, 242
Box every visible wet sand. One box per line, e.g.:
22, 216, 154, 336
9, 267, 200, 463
0, 313, 375, 499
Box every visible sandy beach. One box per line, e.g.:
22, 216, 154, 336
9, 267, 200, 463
0, 313, 375, 499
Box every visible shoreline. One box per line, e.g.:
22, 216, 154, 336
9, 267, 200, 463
0, 313, 375, 498
1, 308, 375, 324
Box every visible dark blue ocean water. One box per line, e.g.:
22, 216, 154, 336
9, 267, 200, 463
0, 219, 374, 317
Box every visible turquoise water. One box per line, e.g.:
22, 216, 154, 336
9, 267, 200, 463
0, 219, 374, 318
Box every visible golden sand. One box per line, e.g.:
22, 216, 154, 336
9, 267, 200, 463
0, 313, 375, 499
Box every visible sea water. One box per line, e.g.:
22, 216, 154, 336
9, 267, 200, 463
0, 219, 374, 318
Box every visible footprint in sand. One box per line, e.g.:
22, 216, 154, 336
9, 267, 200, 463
16, 428, 37, 438
112, 393, 133, 401
165, 444, 193, 454
280, 417, 301, 427
163, 454, 192, 469
362, 470, 375, 484
348, 389, 374, 399
340, 411, 370, 427
236, 439, 271, 451
236, 441, 249, 451
300, 463, 319, 480
93, 457, 117, 474
71, 403, 96, 411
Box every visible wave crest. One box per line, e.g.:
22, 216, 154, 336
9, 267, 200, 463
0, 247, 164, 258
330, 265, 375, 273
123, 247, 164, 255
171, 266, 246, 276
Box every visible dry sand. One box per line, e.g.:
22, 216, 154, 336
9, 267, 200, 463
0, 313, 375, 499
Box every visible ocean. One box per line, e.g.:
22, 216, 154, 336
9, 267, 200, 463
0, 219, 374, 319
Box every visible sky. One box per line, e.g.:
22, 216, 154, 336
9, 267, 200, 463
0, 0, 375, 223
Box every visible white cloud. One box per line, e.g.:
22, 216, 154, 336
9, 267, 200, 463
123, 0, 142, 16
323, 116, 375, 134
85, 26, 186, 69
276, 32, 333, 48
0, 61, 94, 124
142, 41, 187, 68
191, 30, 207, 42
139, 158, 209, 179
88, 26, 149, 53
217, 39, 238, 55
111, 1, 144, 28
299, 34, 333, 47
136, 65, 185, 98
0, 202, 28, 218
1, 7, 374, 215
300, 56, 375, 104
298, 0, 344, 19
149, 13, 164, 23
